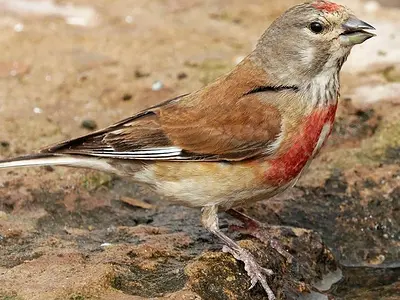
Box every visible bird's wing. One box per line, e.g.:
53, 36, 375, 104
41, 61, 293, 161
41, 91, 284, 161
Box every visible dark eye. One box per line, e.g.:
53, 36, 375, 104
309, 21, 324, 33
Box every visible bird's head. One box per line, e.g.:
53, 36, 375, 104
254, 0, 375, 84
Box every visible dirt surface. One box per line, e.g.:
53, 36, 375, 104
0, 0, 399, 299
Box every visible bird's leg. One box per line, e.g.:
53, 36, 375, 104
201, 205, 276, 300
227, 209, 293, 263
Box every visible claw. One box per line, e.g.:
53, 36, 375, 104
249, 278, 258, 290
263, 267, 274, 276
222, 245, 276, 300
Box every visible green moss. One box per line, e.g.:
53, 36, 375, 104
0, 295, 23, 300
81, 173, 112, 191
382, 65, 400, 82
198, 60, 230, 85
185, 58, 231, 85
332, 119, 400, 169
69, 294, 86, 300
361, 120, 400, 161
209, 11, 242, 24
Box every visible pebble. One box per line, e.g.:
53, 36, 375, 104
152, 80, 164, 91
122, 93, 132, 101
125, 15, 134, 24
177, 72, 188, 80
106, 225, 116, 233
43, 166, 55, 172
78, 74, 88, 82
81, 119, 97, 130
134, 70, 150, 78
0, 141, 10, 148
13, 23, 24, 32
33, 107, 43, 114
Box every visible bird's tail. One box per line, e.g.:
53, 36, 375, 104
0, 153, 118, 173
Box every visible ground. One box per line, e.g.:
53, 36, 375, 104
0, 0, 399, 299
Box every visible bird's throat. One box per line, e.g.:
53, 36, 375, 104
308, 68, 340, 107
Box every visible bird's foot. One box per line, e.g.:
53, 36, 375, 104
227, 209, 294, 263
222, 245, 276, 300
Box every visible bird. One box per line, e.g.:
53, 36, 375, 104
0, 1, 375, 299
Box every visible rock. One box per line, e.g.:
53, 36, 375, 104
185, 227, 338, 300
122, 93, 133, 101
0, 141, 9, 148
177, 72, 188, 80
135, 70, 151, 78
0, 252, 115, 300
81, 119, 98, 130
152, 80, 164, 91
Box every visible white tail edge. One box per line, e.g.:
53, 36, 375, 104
0, 154, 118, 174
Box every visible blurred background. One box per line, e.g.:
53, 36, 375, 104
0, 1, 399, 299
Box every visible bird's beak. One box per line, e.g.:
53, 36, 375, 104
340, 16, 376, 46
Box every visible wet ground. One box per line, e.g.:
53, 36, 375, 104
0, 0, 399, 299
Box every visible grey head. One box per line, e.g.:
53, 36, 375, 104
251, 0, 375, 87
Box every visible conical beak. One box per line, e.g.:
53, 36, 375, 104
340, 16, 376, 46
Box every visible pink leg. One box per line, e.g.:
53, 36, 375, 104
227, 209, 293, 263
201, 205, 276, 300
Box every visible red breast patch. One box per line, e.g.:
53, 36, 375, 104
264, 104, 338, 185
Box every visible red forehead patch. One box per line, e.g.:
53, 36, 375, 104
312, 1, 341, 12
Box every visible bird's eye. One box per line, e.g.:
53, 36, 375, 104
309, 22, 324, 34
